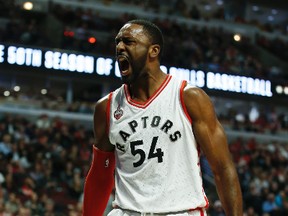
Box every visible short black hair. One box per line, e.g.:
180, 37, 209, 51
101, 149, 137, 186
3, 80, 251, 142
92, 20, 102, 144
127, 19, 164, 60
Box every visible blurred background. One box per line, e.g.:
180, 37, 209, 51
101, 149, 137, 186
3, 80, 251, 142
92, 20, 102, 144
0, 0, 287, 215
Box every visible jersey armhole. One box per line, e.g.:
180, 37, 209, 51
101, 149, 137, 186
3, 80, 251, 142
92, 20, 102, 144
105, 92, 113, 135
180, 80, 192, 124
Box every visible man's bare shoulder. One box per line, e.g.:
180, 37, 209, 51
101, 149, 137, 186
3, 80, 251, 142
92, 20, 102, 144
183, 85, 211, 106
94, 94, 110, 114
183, 85, 215, 120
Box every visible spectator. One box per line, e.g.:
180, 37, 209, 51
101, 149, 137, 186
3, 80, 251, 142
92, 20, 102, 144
0, 134, 13, 158
262, 193, 278, 214
210, 200, 225, 216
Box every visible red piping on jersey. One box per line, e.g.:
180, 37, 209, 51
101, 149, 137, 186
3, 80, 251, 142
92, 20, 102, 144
124, 75, 172, 109
200, 208, 205, 216
180, 80, 192, 123
203, 194, 209, 208
106, 92, 113, 135
188, 207, 205, 215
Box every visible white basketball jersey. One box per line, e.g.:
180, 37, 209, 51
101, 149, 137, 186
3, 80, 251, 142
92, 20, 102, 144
108, 75, 209, 213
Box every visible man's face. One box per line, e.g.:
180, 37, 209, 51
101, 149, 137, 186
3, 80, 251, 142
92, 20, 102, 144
115, 23, 151, 84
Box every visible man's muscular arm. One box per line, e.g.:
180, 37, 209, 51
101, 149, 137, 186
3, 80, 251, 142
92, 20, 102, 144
93, 96, 115, 152
83, 96, 115, 216
184, 87, 243, 216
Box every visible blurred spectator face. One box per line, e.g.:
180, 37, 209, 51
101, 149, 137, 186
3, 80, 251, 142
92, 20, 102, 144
18, 207, 31, 216
268, 193, 275, 202
2, 134, 11, 143
283, 200, 288, 209
45, 199, 54, 212
246, 207, 256, 216
8, 193, 16, 202
214, 200, 224, 213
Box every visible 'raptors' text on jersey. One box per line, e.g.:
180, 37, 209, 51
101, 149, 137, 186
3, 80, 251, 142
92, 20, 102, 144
108, 75, 209, 213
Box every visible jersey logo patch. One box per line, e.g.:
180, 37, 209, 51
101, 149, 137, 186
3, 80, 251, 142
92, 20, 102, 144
114, 105, 123, 120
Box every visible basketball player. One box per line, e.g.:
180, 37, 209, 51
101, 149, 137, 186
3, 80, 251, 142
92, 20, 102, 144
83, 20, 243, 216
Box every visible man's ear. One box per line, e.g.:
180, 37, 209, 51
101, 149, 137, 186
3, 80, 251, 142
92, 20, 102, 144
149, 44, 160, 59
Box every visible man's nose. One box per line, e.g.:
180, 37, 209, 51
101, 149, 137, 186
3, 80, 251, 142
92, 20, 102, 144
116, 41, 125, 52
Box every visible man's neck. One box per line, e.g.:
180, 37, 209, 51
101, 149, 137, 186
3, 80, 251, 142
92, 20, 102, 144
128, 70, 167, 103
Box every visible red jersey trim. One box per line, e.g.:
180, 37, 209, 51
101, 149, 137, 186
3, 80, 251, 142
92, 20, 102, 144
180, 80, 192, 124
203, 194, 210, 208
188, 207, 206, 215
106, 92, 113, 135
124, 75, 172, 109
200, 208, 205, 216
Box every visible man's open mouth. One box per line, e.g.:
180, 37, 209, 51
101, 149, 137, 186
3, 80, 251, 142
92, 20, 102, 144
117, 55, 130, 75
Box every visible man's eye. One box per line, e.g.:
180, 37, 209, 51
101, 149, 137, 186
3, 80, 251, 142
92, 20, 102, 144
124, 39, 133, 44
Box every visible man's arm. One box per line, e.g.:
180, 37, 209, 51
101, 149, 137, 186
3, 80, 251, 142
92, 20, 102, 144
183, 86, 243, 216
83, 96, 115, 216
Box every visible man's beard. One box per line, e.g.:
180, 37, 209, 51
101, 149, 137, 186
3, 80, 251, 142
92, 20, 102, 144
121, 55, 147, 85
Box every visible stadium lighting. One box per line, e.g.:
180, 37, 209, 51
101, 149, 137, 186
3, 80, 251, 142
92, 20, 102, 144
88, 37, 97, 44
275, 85, 283, 94
13, 86, 20, 92
284, 87, 288, 95
4, 91, 10, 97
23, 2, 33, 10
41, 89, 47, 95
233, 34, 241, 42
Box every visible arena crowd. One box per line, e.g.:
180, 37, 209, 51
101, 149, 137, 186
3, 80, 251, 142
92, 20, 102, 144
0, 0, 287, 215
